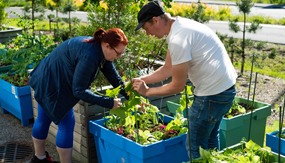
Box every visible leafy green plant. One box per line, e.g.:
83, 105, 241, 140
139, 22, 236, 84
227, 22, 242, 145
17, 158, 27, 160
0, 0, 9, 30
0, 72, 29, 87
176, 85, 193, 117
224, 100, 246, 118
99, 82, 188, 145
0, 48, 14, 66
268, 48, 277, 59
6, 31, 57, 75
183, 140, 273, 163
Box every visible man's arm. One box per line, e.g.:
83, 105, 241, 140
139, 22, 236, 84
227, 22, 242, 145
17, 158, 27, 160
133, 50, 189, 97
144, 61, 188, 96
140, 50, 172, 84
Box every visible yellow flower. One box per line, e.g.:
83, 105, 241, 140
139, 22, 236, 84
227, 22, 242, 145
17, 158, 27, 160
127, 91, 130, 96
100, 1, 108, 10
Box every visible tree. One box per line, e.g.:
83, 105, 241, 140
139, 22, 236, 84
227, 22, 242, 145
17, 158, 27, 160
190, 0, 211, 24
62, 0, 78, 37
229, 0, 262, 75
50, 0, 64, 32
23, 0, 47, 36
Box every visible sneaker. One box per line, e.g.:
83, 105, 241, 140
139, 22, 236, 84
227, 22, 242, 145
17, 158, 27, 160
30, 151, 59, 163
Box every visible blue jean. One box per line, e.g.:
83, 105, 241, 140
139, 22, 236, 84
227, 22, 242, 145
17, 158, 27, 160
186, 87, 236, 159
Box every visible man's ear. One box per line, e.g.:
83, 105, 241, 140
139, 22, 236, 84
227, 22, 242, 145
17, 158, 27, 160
153, 16, 159, 24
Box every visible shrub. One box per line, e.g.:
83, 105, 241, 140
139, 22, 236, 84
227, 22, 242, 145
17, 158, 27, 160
268, 48, 277, 59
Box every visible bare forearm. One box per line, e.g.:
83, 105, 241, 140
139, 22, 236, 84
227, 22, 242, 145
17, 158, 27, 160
141, 66, 171, 84
146, 82, 184, 97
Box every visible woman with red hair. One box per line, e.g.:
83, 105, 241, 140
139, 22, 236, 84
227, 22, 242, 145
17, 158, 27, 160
29, 28, 128, 163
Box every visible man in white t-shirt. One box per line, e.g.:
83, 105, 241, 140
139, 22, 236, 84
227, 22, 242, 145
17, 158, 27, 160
132, 1, 237, 160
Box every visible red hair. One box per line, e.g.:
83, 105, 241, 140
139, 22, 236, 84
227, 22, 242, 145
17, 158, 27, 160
82, 28, 128, 47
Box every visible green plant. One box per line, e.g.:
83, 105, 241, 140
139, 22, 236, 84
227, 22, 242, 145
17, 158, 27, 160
229, 0, 262, 75
62, 0, 78, 38
268, 48, 277, 59
98, 82, 188, 145
0, 0, 9, 30
175, 85, 193, 117
224, 100, 246, 118
183, 140, 273, 163
0, 72, 29, 87
2, 30, 57, 77
0, 49, 14, 66
22, 0, 47, 35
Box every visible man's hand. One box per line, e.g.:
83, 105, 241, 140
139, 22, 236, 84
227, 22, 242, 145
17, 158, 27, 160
132, 78, 149, 96
112, 98, 122, 109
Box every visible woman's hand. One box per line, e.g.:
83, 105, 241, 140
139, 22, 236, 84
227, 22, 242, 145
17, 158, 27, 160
112, 98, 122, 109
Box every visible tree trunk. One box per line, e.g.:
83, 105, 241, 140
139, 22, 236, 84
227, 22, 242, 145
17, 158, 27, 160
241, 14, 246, 75
32, 0, 35, 37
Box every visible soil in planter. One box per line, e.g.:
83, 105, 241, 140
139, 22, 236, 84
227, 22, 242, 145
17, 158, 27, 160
224, 102, 255, 118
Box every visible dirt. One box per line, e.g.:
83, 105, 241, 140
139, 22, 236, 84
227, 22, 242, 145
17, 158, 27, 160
234, 69, 285, 125
0, 69, 284, 162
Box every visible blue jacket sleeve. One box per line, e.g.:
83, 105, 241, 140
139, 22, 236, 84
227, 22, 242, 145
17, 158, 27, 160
72, 56, 114, 109
100, 61, 129, 100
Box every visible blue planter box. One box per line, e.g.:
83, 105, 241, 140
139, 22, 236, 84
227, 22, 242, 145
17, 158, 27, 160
0, 78, 33, 126
89, 113, 189, 163
266, 130, 285, 156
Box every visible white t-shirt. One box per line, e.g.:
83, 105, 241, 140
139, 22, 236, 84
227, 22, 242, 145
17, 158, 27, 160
166, 17, 237, 96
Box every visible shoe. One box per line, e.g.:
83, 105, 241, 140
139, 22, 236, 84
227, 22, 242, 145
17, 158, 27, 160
30, 151, 59, 163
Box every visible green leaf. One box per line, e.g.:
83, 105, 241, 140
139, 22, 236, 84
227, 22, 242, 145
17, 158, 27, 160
199, 147, 211, 161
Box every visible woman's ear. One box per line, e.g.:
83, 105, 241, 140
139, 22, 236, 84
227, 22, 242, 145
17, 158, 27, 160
105, 42, 110, 49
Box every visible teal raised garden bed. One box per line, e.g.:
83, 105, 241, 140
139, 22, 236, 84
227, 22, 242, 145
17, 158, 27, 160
89, 113, 189, 163
166, 96, 271, 150
0, 78, 33, 126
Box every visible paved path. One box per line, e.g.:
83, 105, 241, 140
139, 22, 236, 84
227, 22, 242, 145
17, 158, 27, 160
206, 20, 285, 44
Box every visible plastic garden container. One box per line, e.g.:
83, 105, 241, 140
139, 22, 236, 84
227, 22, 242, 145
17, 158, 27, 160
166, 96, 271, 150
266, 130, 285, 156
0, 78, 33, 126
89, 113, 189, 163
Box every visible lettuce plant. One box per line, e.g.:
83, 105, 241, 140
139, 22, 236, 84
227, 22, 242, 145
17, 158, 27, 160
99, 82, 188, 145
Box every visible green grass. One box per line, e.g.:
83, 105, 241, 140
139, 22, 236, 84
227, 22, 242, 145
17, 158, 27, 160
6, 18, 87, 31
6, 0, 26, 7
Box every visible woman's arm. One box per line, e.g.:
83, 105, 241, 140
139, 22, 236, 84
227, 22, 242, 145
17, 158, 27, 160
72, 56, 114, 109
100, 61, 129, 100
